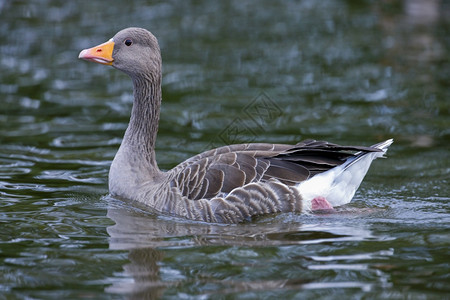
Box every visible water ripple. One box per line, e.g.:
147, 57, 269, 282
0, 0, 448, 298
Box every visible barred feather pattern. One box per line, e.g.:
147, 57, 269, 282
132, 140, 382, 223
82, 28, 390, 224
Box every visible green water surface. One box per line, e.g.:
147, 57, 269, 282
0, 0, 449, 299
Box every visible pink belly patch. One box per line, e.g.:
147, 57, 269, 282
311, 196, 334, 211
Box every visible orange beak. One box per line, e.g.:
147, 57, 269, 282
78, 39, 115, 65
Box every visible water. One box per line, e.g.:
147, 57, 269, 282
0, 0, 449, 298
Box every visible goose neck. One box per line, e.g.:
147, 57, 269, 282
123, 74, 161, 169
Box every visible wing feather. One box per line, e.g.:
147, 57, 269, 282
168, 140, 382, 203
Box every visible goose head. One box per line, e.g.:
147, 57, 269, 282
78, 27, 161, 81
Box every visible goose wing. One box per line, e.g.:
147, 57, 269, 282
168, 140, 381, 201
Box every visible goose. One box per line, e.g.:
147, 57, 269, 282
79, 27, 393, 223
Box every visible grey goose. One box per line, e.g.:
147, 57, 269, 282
79, 27, 393, 223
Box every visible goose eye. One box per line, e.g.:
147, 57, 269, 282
124, 39, 133, 46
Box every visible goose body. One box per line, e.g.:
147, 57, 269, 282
79, 27, 392, 223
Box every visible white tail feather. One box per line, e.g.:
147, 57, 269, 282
297, 139, 393, 211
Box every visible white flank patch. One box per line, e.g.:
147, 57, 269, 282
297, 139, 393, 211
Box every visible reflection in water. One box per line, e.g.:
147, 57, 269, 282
105, 197, 385, 297
106, 198, 377, 249
105, 247, 165, 300
0, 0, 447, 298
